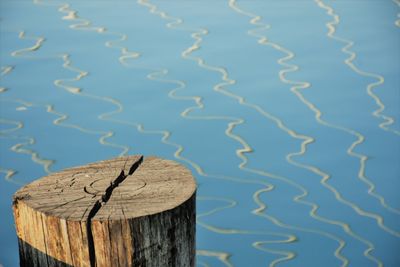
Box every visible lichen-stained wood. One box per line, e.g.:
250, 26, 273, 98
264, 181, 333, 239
13, 155, 196, 267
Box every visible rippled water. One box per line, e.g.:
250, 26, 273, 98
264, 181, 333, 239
1, 0, 399, 266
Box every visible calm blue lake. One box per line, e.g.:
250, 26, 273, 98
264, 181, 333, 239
1, 0, 399, 266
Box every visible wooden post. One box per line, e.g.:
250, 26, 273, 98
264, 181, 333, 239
12, 155, 196, 267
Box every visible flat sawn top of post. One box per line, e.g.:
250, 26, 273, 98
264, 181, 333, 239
13, 155, 196, 222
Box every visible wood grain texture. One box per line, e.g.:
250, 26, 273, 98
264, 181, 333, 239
13, 155, 196, 267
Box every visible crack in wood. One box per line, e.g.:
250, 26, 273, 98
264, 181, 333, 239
13, 155, 196, 266
86, 155, 143, 267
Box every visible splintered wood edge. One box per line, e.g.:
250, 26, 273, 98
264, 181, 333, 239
13, 155, 196, 221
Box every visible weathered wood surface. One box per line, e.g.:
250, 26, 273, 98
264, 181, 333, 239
13, 155, 196, 267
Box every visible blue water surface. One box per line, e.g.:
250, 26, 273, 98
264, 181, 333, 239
0, 0, 399, 266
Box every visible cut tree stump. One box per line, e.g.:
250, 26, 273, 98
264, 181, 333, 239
13, 155, 196, 267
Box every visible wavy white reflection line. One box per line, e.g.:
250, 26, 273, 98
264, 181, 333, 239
14, 11, 127, 153
36, 1, 216, 164
36, 1, 193, 163
46, 2, 146, 156
1, 65, 14, 93
1, 66, 14, 93
59, 0, 262, 189
139, 125, 307, 264
1, 66, 24, 183
32, 1, 386, 266
0, 99, 54, 181
0, 118, 21, 183
315, 0, 400, 136
1, 65, 14, 92
0, 100, 56, 174
38, 0, 275, 208
139, 1, 364, 265
253, 241, 295, 267
231, 1, 400, 218
196, 261, 210, 267
25, 1, 394, 266
10, 136, 54, 174
198, 225, 296, 267
55, 2, 155, 155
236, 0, 400, 238
58, 3, 142, 65
0, 119, 23, 134
53, 2, 352, 263
196, 250, 233, 267
229, 0, 390, 265
197, 196, 297, 267
12, 29, 129, 156
393, 0, 400, 27
54, 55, 130, 155
0, 132, 54, 176
0, 168, 18, 185
138, 1, 399, 265
1, 66, 14, 76
1, 97, 144, 179
11, 31, 45, 57
143, 0, 394, 264
313, 0, 400, 214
